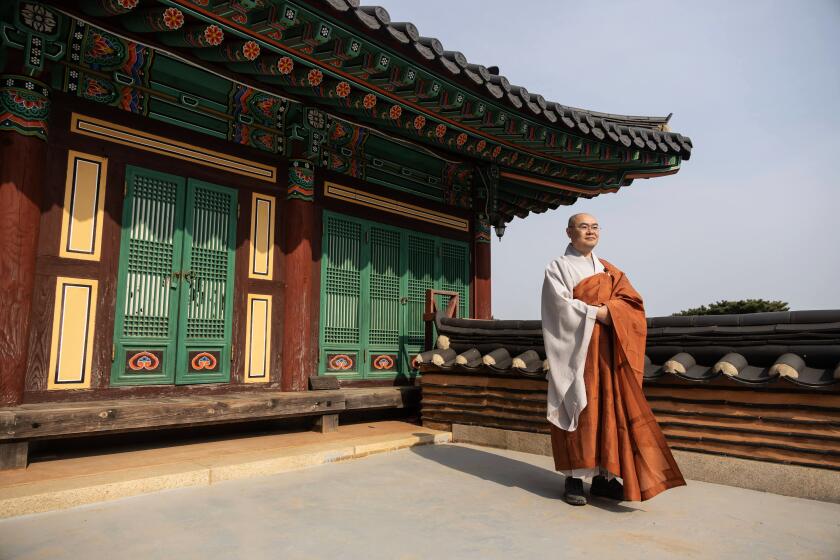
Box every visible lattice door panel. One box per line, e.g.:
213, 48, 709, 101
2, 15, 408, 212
367, 225, 402, 375
368, 226, 401, 347
175, 180, 238, 384
318, 212, 471, 379
321, 214, 364, 375
111, 167, 186, 385
405, 234, 437, 351
439, 240, 470, 319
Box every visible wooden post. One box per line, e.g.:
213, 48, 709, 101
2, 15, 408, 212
0, 75, 50, 406
473, 221, 492, 320
0, 442, 29, 470
423, 290, 459, 350
282, 160, 317, 391
314, 413, 339, 433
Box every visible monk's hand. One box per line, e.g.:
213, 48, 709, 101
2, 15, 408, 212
596, 304, 612, 326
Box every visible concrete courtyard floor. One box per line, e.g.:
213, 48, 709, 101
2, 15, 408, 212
1, 442, 838, 560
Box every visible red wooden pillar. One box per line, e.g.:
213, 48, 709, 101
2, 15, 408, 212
473, 218, 492, 319
281, 160, 317, 391
0, 76, 50, 405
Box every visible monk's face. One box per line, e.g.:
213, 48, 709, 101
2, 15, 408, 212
566, 213, 600, 252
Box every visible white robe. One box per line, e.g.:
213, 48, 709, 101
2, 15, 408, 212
541, 244, 604, 432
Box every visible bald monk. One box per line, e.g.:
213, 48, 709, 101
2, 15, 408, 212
541, 213, 685, 505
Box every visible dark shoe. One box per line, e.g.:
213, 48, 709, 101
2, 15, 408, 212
591, 475, 624, 501
564, 477, 587, 506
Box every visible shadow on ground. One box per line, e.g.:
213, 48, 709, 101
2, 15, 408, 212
410, 438, 639, 512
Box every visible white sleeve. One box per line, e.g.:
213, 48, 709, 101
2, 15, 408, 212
542, 260, 599, 320
541, 258, 598, 431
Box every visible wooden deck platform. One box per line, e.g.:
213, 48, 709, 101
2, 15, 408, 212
0, 387, 419, 470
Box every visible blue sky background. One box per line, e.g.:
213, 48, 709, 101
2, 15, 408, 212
382, 0, 840, 317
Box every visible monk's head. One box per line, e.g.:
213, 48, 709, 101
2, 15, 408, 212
566, 213, 600, 253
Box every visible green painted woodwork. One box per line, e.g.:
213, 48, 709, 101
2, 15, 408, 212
150, 54, 231, 109
319, 211, 470, 379
112, 166, 185, 385
364, 164, 444, 202
174, 179, 238, 384
404, 233, 436, 370
147, 98, 230, 140
53, 19, 288, 154
322, 214, 363, 352
0, 75, 50, 141
198, 1, 681, 174
111, 166, 237, 386
368, 226, 401, 350
0, 1, 685, 233
314, 22, 332, 45
147, 54, 232, 139
439, 240, 470, 319
355, 134, 450, 202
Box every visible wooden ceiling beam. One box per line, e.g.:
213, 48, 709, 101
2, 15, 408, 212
158, 24, 228, 48
79, 0, 135, 17
194, 40, 263, 63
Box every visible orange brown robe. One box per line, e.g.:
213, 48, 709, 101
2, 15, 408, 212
549, 259, 686, 501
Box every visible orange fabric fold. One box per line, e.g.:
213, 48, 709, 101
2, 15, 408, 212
550, 259, 686, 501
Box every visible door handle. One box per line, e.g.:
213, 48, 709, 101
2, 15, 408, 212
181, 271, 200, 301
399, 296, 408, 305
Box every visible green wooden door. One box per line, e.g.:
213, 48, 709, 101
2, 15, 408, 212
320, 213, 364, 375
366, 224, 402, 377
111, 167, 185, 385
174, 180, 238, 384
439, 240, 470, 319
402, 233, 436, 373
111, 167, 237, 386
319, 211, 469, 379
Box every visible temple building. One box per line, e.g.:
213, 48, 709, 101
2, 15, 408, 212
0, 0, 692, 468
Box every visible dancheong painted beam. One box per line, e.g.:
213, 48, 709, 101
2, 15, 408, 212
4, 0, 691, 225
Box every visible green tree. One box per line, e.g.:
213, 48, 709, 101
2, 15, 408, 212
673, 299, 789, 316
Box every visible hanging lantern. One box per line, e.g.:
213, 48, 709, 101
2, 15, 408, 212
494, 217, 507, 240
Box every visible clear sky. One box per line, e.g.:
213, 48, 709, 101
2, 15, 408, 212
380, 0, 840, 318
